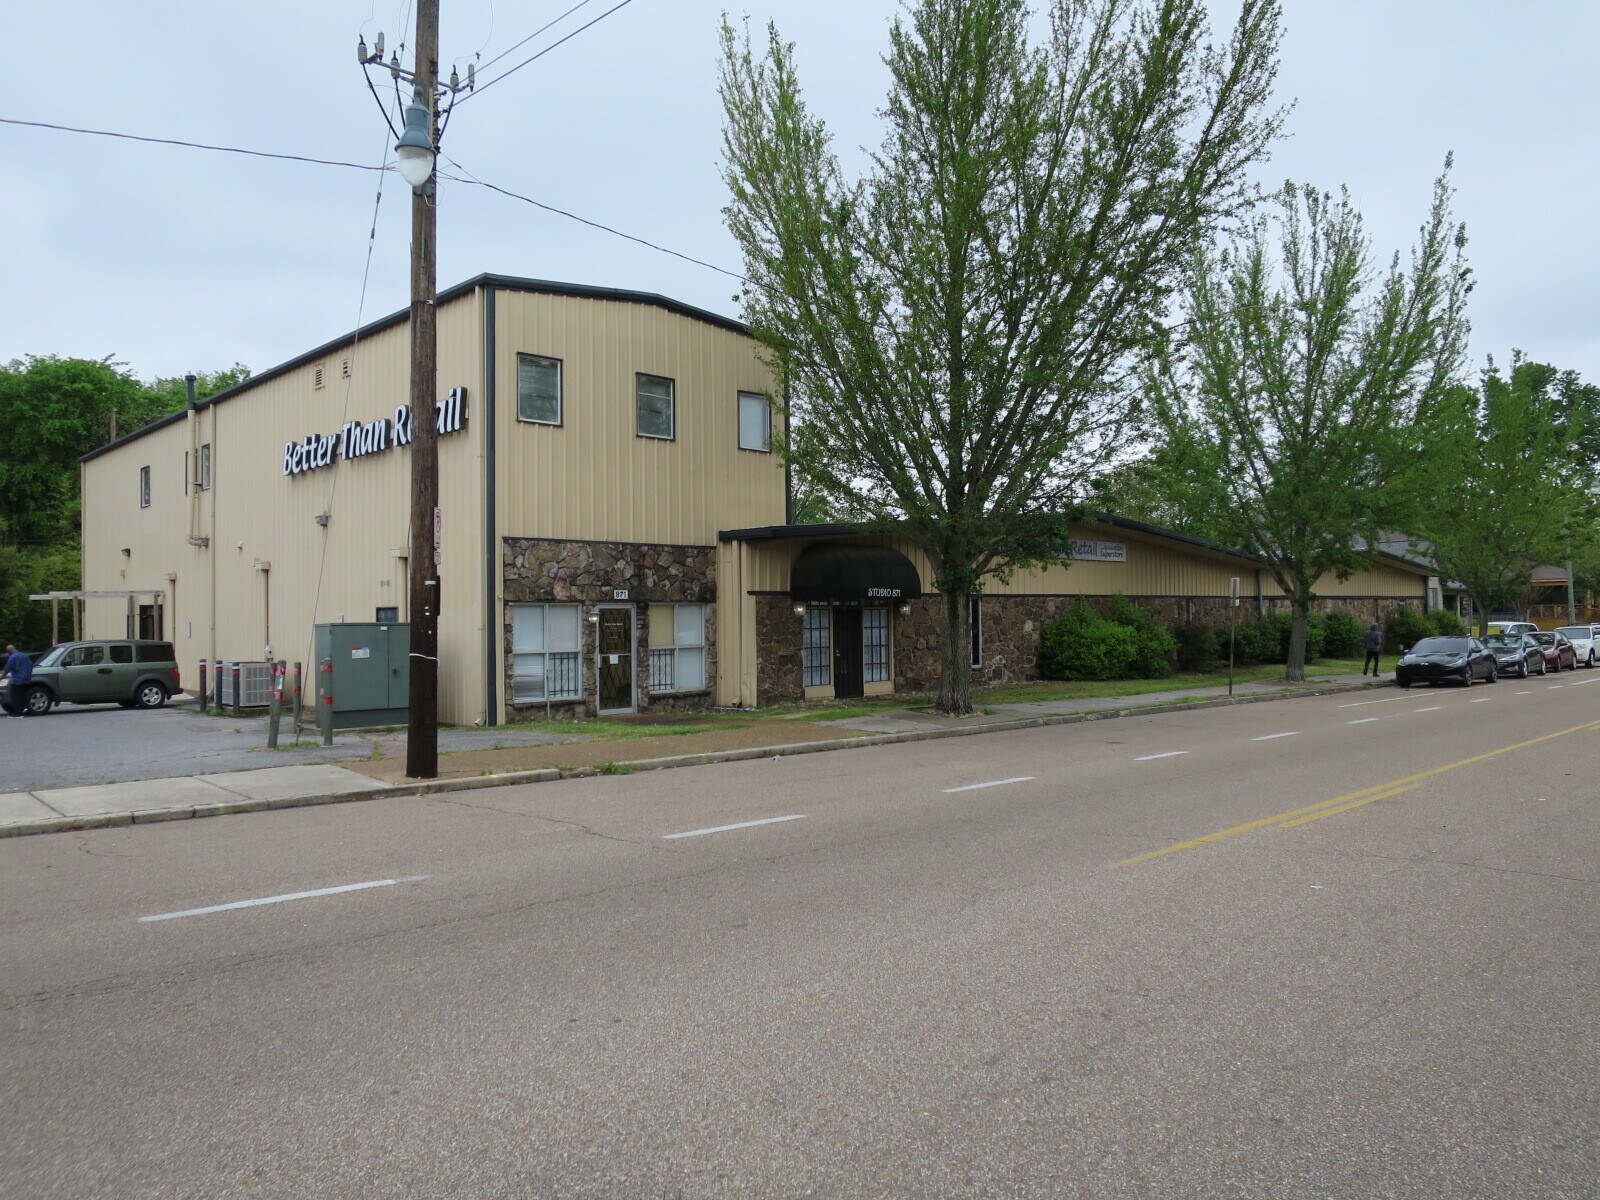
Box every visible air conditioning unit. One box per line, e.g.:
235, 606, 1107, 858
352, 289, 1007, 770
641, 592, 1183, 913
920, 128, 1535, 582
218, 661, 274, 708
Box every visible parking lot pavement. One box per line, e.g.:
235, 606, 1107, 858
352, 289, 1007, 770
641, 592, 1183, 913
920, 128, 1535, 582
0, 697, 581, 794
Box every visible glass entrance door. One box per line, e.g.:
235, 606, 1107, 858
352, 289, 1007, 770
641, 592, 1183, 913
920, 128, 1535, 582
597, 607, 636, 713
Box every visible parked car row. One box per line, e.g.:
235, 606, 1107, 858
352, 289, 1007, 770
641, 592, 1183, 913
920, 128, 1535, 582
1398, 628, 1597, 688
1, 640, 181, 715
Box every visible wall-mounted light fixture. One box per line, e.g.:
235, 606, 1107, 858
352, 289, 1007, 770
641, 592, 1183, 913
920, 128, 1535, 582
314, 512, 331, 527
121, 547, 131, 558
792, 601, 806, 616
898, 601, 913, 616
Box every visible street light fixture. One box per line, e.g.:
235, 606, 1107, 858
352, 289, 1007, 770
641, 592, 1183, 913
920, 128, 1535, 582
394, 91, 436, 192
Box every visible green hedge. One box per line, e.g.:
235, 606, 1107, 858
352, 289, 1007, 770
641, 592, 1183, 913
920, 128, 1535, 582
1323, 610, 1365, 658
1424, 608, 1467, 636
1385, 604, 1433, 652
1039, 597, 1176, 681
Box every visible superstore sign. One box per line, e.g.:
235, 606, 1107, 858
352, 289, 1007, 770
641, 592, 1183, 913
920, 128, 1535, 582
282, 387, 467, 477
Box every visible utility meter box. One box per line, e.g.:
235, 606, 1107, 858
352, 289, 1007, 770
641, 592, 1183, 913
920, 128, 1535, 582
314, 622, 410, 730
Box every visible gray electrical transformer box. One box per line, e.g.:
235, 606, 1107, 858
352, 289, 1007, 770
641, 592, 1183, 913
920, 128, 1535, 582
314, 622, 410, 730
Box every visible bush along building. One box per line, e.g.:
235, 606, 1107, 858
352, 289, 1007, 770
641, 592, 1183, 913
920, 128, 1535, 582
79, 274, 1440, 724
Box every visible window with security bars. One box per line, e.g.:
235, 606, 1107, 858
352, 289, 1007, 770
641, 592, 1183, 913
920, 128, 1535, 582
648, 604, 706, 692
803, 605, 831, 687
517, 354, 562, 425
510, 604, 582, 703
863, 607, 890, 682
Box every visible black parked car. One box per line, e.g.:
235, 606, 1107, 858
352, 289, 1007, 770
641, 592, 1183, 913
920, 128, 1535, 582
1395, 636, 1498, 688
1482, 632, 1546, 679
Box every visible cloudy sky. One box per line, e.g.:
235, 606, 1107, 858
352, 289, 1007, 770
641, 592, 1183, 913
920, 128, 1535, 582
4, 1, 1596, 386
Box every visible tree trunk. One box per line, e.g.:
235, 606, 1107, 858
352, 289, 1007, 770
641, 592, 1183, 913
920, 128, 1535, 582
1285, 596, 1310, 683
936, 589, 973, 715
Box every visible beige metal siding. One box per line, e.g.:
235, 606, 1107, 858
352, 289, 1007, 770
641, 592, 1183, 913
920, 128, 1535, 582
734, 524, 1263, 600
82, 290, 489, 723
493, 293, 786, 547
1261, 561, 1428, 599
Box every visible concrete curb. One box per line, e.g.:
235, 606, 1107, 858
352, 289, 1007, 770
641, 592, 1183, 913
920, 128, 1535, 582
1, 681, 1386, 839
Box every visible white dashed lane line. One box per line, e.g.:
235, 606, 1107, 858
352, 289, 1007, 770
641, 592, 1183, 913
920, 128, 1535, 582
1252, 732, 1299, 742
1348, 717, 1381, 725
1470, 698, 1491, 703
943, 776, 1035, 793
1337, 696, 1407, 709
1135, 751, 1189, 762
1414, 706, 1444, 713
662, 815, 808, 840
139, 876, 430, 923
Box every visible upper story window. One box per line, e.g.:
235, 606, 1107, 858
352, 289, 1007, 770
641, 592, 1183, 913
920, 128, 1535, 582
517, 354, 562, 426
200, 443, 212, 490
139, 466, 151, 508
636, 373, 675, 441
738, 391, 771, 452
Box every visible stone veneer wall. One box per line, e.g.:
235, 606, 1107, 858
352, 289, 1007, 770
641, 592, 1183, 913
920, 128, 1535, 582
894, 593, 1422, 691
502, 538, 716, 719
755, 595, 804, 708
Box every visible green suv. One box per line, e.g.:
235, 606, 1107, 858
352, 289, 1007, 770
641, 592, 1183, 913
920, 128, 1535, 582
3, 640, 183, 715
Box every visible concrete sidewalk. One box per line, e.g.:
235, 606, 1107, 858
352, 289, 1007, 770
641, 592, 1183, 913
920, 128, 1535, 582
0, 673, 1390, 838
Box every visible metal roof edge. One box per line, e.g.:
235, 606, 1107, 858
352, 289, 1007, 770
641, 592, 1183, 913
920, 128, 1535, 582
83, 274, 751, 463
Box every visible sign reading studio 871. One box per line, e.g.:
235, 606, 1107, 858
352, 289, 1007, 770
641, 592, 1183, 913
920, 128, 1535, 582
282, 387, 467, 477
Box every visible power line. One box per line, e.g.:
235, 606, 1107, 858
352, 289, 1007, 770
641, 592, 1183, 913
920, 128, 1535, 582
440, 155, 746, 282
460, 0, 637, 103
0, 116, 387, 172
477, 0, 598, 72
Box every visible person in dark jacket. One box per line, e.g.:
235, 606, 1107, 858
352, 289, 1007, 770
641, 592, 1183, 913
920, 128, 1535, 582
1362, 622, 1383, 676
3, 644, 34, 716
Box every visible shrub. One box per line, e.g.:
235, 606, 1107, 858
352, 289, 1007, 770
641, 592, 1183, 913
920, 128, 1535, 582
1040, 602, 1138, 680
1039, 598, 1175, 680
1218, 618, 1274, 666
1424, 608, 1467, 637
1173, 622, 1217, 672
1323, 610, 1365, 658
1386, 604, 1432, 652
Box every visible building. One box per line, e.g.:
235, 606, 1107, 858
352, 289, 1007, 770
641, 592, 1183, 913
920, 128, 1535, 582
80, 274, 1436, 725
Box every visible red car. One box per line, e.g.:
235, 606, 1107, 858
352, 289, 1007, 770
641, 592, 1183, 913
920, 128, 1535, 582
1530, 631, 1578, 672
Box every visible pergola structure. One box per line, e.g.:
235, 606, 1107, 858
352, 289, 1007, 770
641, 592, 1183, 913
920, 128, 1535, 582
28, 590, 166, 646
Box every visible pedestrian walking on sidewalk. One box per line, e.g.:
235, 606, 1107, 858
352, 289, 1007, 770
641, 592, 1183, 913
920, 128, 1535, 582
3, 644, 35, 716
1362, 622, 1383, 676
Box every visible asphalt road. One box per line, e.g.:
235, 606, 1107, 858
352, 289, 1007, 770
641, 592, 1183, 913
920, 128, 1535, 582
3, 674, 1597, 1198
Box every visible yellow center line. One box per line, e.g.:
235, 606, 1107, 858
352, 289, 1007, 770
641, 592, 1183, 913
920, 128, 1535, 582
1113, 717, 1600, 869
1276, 785, 1415, 829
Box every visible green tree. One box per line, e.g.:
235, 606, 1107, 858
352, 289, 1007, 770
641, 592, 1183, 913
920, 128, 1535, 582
1145, 173, 1471, 681
719, 0, 1285, 712
144, 363, 252, 413
1415, 357, 1599, 633
0, 355, 175, 545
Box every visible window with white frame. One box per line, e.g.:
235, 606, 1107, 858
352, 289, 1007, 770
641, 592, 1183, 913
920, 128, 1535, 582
510, 603, 582, 703
636, 373, 675, 440
803, 605, 831, 687
139, 466, 151, 508
864, 606, 890, 682
738, 391, 770, 452
649, 603, 706, 693
517, 354, 562, 425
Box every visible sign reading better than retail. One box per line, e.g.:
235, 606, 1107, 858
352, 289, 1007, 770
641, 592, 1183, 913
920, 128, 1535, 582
1071, 539, 1127, 563
282, 387, 468, 477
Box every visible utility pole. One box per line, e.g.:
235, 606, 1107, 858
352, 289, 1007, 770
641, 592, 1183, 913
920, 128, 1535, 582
405, 0, 441, 779
358, 3, 471, 778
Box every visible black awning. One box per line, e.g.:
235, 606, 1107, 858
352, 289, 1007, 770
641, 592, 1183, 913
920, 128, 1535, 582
791, 543, 922, 604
